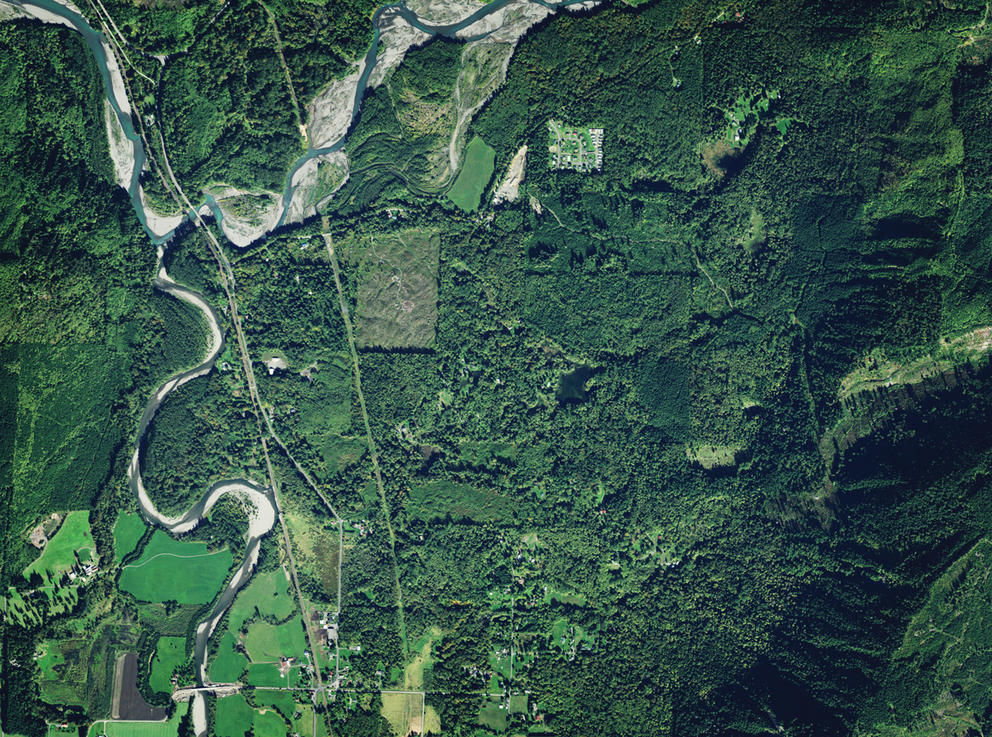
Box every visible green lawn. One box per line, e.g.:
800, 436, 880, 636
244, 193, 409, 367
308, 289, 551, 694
86, 702, 188, 737
209, 632, 248, 682
446, 135, 496, 212
227, 569, 296, 632
24, 511, 95, 582
245, 615, 306, 661
149, 636, 185, 693
113, 512, 146, 564
119, 530, 232, 604
215, 693, 254, 737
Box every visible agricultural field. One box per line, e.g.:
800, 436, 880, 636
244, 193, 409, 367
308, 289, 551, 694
245, 616, 307, 661
446, 136, 496, 211
209, 632, 249, 683
214, 690, 312, 737
215, 694, 255, 737
112, 512, 146, 564
227, 568, 297, 632
381, 691, 424, 737
85, 703, 189, 737
118, 530, 233, 604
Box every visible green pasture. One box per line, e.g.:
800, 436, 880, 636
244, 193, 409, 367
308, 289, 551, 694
149, 636, 185, 693
24, 511, 95, 581
215, 693, 254, 737
446, 135, 496, 212
246, 663, 300, 687
253, 710, 288, 737
245, 615, 306, 661
227, 569, 296, 632
113, 512, 146, 563
119, 530, 232, 604
293, 705, 328, 737
255, 690, 295, 721
209, 632, 248, 682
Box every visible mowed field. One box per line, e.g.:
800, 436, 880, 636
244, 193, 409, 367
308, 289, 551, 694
213, 692, 293, 737
446, 135, 495, 212
119, 530, 232, 604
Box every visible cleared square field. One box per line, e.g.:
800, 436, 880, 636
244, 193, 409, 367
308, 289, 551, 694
354, 230, 439, 349
381, 691, 424, 737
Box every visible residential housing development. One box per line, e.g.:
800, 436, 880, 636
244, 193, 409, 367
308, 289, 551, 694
547, 120, 603, 172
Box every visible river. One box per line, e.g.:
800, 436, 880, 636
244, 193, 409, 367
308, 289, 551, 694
0, 0, 598, 710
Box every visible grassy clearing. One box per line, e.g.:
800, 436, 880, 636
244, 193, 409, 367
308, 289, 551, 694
23, 511, 95, 581
119, 530, 232, 604
407, 480, 512, 523
446, 135, 495, 212
381, 691, 424, 737
210, 632, 248, 682
404, 628, 440, 690
424, 705, 441, 735
85, 702, 188, 737
352, 230, 440, 350
227, 568, 296, 632
215, 693, 254, 737
477, 696, 507, 731
245, 615, 306, 661
508, 693, 528, 714
149, 636, 185, 693
113, 512, 146, 564
36, 640, 66, 680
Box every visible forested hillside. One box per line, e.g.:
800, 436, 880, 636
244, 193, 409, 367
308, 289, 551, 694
5, 0, 992, 736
